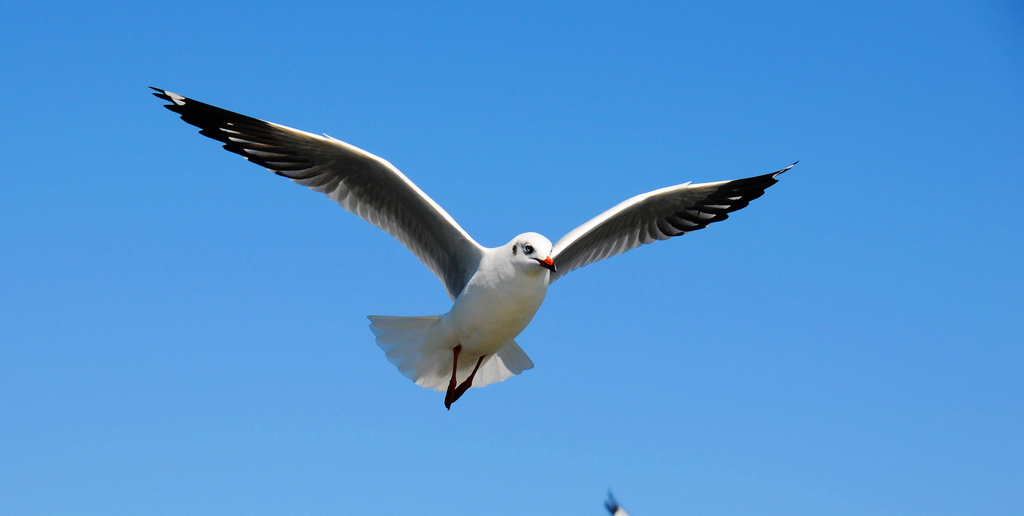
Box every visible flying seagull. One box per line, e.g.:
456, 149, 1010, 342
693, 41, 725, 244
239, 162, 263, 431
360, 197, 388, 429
152, 87, 793, 409
605, 492, 631, 516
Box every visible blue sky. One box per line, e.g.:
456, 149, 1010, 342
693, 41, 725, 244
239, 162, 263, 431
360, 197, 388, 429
1, 1, 1021, 514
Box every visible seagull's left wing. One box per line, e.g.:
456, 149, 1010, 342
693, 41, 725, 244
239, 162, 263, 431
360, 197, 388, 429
549, 164, 794, 283
152, 88, 484, 299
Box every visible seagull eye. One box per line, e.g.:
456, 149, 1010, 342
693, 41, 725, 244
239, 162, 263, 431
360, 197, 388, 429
524, 244, 534, 254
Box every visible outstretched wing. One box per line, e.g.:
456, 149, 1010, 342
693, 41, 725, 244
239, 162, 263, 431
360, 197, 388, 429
153, 88, 484, 299
549, 163, 794, 282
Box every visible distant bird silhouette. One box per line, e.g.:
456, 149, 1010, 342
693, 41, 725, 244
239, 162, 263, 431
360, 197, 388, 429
605, 491, 632, 516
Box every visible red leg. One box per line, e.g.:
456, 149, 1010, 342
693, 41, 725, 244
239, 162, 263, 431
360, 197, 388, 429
450, 354, 486, 406
444, 345, 462, 410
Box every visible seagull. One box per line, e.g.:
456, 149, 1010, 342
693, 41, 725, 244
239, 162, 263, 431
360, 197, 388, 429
605, 492, 632, 516
152, 87, 793, 409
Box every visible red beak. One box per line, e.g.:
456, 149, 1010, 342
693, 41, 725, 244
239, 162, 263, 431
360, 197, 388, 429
535, 256, 556, 273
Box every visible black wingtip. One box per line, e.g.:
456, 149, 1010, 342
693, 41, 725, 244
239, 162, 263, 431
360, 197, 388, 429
149, 87, 189, 109
773, 161, 799, 178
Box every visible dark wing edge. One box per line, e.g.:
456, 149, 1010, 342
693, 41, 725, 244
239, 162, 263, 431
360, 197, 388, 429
152, 87, 484, 299
549, 163, 795, 282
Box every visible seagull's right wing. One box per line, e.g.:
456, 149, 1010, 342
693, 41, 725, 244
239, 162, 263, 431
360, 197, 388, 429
549, 164, 793, 283
153, 88, 484, 299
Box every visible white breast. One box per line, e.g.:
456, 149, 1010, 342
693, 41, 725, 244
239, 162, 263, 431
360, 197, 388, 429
448, 250, 550, 355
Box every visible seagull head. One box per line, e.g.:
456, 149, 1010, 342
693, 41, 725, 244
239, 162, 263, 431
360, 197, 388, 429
509, 233, 556, 274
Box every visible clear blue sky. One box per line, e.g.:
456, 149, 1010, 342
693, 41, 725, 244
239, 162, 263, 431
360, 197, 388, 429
2, 1, 1022, 514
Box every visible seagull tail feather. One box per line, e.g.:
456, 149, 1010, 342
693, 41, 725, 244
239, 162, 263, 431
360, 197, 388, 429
368, 315, 534, 392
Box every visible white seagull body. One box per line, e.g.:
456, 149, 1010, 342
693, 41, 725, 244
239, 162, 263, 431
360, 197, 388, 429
153, 87, 793, 408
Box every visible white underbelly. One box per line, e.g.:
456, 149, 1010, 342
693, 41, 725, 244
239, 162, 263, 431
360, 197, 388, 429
448, 282, 546, 356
